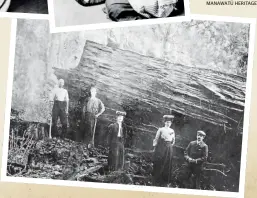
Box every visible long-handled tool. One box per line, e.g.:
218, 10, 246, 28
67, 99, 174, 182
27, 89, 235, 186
88, 118, 97, 148
49, 117, 52, 139
90, 117, 97, 148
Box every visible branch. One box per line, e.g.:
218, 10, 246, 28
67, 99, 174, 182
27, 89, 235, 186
76, 165, 104, 181
203, 168, 227, 177
141, 123, 159, 130
205, 162, 226, 167
127, 174, 148, 179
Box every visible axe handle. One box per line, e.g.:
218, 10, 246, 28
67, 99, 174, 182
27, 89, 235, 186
91, 118, 97, 147
49, 117, 52, 139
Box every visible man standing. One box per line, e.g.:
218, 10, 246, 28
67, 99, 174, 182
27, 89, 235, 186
107, 111, 128, 171
50, 79, 69, 139
82, 87, 105, 147
184, 130, 208, 189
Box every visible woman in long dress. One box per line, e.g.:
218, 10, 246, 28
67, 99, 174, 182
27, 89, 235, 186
152, 115, 175, 186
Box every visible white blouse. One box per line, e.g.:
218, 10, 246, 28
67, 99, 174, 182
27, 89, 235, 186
117, 123, 122, 137
153, 127, 175, 147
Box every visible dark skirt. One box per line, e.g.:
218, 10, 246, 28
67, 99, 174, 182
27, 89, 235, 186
108, 140, 125, 171
152, 138, 174, 186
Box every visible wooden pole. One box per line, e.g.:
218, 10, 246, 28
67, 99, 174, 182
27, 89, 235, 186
91, 117, 97, 148
49, 117, 52, 139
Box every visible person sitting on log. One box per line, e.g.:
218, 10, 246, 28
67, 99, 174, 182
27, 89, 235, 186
152, 114, 175, 187
81, 86, 105, 147
107, 111, 128, 172
50, 79, 69, 139
183, 130, 208, 189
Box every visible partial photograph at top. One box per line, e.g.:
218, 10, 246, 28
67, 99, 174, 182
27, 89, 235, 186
0, 0, 48, 14
48, 0, 188, 31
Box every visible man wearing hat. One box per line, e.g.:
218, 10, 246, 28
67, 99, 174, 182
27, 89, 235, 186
152, 114, 175, 187
50, 79, 69, 139
107, 111, 129, 171
183, 130, 208, 189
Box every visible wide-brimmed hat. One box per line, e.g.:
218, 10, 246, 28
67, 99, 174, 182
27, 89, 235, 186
197, 130, 206, 137
163, 115, 174, 122
116, 111, 126, 117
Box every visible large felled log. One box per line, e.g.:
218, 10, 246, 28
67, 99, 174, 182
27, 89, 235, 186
53, 41, 245, 130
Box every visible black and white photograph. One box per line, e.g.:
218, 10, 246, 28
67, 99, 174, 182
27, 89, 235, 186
48, 0, 189, 32
0, 0, 48, 15
0, 16, 255, 197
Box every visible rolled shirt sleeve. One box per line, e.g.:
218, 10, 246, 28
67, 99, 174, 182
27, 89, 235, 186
184, 142, 191, 161
99, 99, 105, 112
153, 128, 161, 147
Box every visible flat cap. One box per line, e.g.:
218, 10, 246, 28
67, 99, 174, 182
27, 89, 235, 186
116, 111, 126, 116
197, 130, 206, 136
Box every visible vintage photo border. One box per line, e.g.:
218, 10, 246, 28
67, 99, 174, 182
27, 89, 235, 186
0, 15, 256, 198
0, 10, 49, 20
47, 0, 191, 33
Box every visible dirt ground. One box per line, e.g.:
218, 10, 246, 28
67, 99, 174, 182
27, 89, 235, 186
53, 0, 110, 27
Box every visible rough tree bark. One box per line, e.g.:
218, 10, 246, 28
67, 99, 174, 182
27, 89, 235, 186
53, 41, 245, 131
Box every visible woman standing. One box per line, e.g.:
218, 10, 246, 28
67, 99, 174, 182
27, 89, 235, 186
152, 115, 175, 187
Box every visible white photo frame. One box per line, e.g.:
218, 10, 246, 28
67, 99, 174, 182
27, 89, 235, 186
47, 0, 191, 33
0, 15, 256, 198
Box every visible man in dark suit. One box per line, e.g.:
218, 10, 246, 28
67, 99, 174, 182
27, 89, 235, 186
107, 111, 129, 171
184, 130, 208, 189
